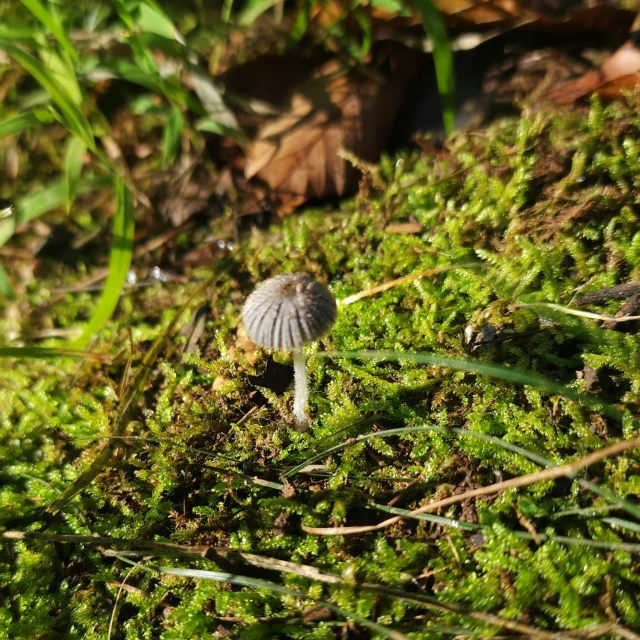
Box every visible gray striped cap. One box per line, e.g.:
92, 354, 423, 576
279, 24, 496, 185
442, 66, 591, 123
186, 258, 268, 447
242, 273, 337, 351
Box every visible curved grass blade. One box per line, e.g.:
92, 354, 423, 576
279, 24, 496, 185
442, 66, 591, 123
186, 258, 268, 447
0, 40, 94, 150
0, 347, 110, 362
72, 176, 134, 350
238, 0, 282, 26
373, 504, 640, 554
137, 0, 182, 41
409, 0, 454, 134
0, 176, 105, 250
7, 530, 620, 638
17, 179, 66, 225
40, 49, 83, 106
0, 109, 55, 139
287, 425, 559, 479
286, 410, 640, 519
64, 136, 87, 212
161, 105, 183, 166
0, 180, 65, 250
314, 351, 626, 422
0, 261, 15, 299
287, 0, 311, 47
126, 561, 408, 640
190, 71, 243, 140
19, 0, 79, 63
0, 25, 38, 41
48, 275, 218, 513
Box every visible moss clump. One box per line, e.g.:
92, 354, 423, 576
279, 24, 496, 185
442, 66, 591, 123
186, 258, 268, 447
1, 96, 640, 638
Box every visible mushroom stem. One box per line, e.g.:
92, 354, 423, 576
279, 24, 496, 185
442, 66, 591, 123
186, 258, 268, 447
292, 347, 309, 428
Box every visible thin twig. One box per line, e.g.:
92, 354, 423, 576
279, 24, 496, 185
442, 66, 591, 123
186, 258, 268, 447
574, 283, 640, 307
1, 530, 587, 639
301, 437, 640, 536
339, 263, 481, 306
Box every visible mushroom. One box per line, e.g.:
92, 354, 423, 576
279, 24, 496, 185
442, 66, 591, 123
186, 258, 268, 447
242, 273, 337, 427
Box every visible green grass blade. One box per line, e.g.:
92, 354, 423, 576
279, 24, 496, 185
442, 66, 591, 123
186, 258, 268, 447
72, 177, 134, 349
0, 25, 39, 40
286, 425, 550, 478
314, 351, 624, 422
0, 347, 109, 361
39, 49, 83, 106
64, 136, 87, 212
372, 503, 480, 531
140, 564, 407, 640
0, 260, 15, 299
0, 179, 69, 250
287, 0, 311, 47
1, 176, 103, 247
238, 0, 281, 26
19, 0, 79, 62
0, 40, 94, 149
161, 105, 183, 166
17, 179, 66, 224
49, 275, 218, 513
91, 59, 162, 92
85, 5, 112, 32
602, 518, 640, 534
373, 504, 640, 554
0, 109, 55, 138
0, 218, 15, 249
137, 0, 181, 41
409, 0, 454, 134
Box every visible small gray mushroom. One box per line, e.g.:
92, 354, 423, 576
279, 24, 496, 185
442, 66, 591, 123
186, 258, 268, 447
242, 273, 337, 427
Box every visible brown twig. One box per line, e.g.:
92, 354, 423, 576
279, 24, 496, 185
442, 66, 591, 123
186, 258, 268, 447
602, 293, 640, 330
514, 503, 542, 545
1, 530, 591, 639
302, 437, 640, 536
575, 283, 640, 307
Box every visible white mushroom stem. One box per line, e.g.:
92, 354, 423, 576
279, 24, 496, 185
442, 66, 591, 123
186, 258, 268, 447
292, 347, 309, 428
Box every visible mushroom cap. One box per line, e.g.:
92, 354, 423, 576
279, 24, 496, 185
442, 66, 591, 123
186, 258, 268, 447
242, 273, 337, 351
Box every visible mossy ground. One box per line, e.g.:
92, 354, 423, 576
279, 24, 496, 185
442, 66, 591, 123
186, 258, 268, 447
2, 96, 640, 639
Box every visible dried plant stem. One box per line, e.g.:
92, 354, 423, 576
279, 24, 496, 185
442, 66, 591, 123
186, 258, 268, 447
339, 263, 480, 306
107, 567, 135, 640
1, 530, 599, 639
302, 436, 640, 536
292, 347, 308, 428
517, 302, 640, 323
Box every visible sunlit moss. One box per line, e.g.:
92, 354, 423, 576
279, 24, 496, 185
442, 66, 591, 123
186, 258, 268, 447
2, 95, 640, 637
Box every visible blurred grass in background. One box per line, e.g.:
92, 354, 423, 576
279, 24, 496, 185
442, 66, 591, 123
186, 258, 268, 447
0, 0, 453, 345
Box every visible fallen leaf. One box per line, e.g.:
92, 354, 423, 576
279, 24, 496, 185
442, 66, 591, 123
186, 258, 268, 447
546, 40, 640, 103
243, 43, 424, 216
312, 0, 633, 35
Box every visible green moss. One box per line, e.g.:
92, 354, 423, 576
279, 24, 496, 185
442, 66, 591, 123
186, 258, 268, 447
2, 96, 640, 638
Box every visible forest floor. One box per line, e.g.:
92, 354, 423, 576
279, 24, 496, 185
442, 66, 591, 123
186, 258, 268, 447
2, 87, 640, 638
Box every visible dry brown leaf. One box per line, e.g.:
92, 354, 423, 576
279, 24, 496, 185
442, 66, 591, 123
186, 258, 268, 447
243, 43, 423, 216
546, 40, 640, 104
309, 0, 632, 33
